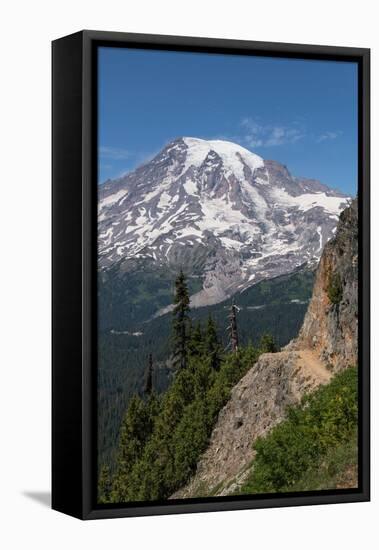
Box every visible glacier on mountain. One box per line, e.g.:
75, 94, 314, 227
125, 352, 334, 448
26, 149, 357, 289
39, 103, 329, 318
98, 137, 350, 309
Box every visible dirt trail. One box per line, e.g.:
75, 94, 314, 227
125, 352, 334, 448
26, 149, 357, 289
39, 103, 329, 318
296, 349, 332, 385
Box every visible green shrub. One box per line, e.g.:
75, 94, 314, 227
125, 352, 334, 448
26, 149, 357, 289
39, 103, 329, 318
327, 272, 343, 305
289, 429, 358, 491
239, 366, 358, 494
259, 333, 278, 353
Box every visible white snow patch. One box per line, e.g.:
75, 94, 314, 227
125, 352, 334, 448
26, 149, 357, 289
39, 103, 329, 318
135, 208, 148, 226
119, 194, 129, 206
177, 226, 203, 239
143, 187, 162, 202
99, 189, 128, 210
271, 187, 348, 215
198, 197, 255, 236
295, 193, 347, 214
158, 191, 172, 209
183, 179, 198, 196
124, 224, 138, 235
182, 137, 264, 181
220, 237, 243, 250
255, 176, 269, 186
99, 227, 113, 245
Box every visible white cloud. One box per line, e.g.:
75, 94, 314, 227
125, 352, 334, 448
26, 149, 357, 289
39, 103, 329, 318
238, 118, 342, 148
316, 131, 341, 143
240, 118, 305, 147
99, 146, 131, 160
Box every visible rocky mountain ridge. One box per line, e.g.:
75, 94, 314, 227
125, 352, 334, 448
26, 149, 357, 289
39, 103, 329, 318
98, 137, 349, 310
172, 199, 358, 498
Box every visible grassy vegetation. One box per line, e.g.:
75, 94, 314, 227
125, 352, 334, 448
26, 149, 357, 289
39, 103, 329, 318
289, 430, 358, 491
237, 367, 358, 495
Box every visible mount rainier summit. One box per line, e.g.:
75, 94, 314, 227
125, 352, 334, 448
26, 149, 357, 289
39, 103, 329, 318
98, 137, 349, 312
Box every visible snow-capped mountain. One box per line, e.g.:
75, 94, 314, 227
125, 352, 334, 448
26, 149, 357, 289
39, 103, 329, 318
98, 137, 350, 309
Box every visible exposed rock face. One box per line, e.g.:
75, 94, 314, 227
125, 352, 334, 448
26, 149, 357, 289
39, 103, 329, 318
291, 199, 358, 371
172, 200, 358, 498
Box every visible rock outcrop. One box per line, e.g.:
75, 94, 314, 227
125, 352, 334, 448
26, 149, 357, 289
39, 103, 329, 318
291, 199, 358, 371
172, 199, 358, 498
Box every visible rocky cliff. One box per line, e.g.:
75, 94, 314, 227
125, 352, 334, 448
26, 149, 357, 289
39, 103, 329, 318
291, 199, 358, 371
172, 199, 358, 498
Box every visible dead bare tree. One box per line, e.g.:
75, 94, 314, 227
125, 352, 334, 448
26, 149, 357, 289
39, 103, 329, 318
228, 301, 240, 353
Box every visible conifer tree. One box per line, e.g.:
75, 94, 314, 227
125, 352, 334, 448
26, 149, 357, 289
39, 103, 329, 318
113, 395, 153, 500
98, 464, 112, 503
172, 269, 190, 370
143, 353, 153, 396
205, 315, 221, 370
188, 321, 204, 357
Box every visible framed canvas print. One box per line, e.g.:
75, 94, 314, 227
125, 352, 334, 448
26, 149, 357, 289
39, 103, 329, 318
52, 30, 370, 520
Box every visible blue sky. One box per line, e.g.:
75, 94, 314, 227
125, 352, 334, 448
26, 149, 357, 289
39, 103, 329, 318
98, 47, 358, 196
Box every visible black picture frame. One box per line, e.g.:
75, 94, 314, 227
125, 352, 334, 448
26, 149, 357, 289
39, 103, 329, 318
52, 30, 370, 520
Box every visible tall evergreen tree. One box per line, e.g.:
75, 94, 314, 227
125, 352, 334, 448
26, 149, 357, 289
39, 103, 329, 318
172, 269, 190, 370
205, 315, 221, 370
188, 321, 204, 357
112, 395, 153, 500
98, 464, 112, 503
143, 353, 153, 396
